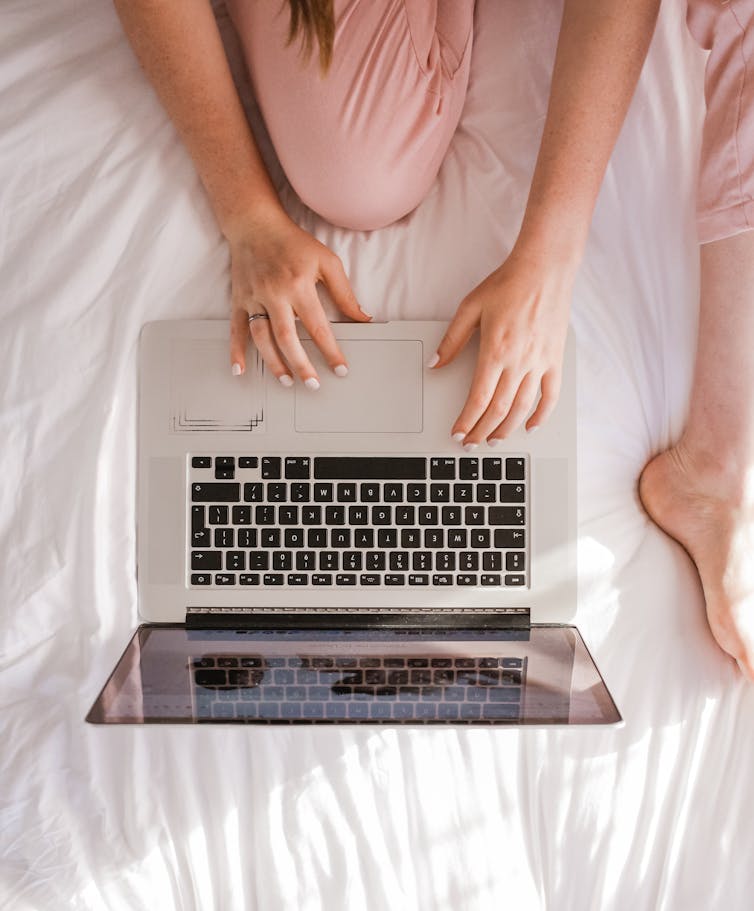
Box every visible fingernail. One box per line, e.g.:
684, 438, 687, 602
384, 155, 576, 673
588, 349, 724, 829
463, 442, 478, 452
305, 377, 320, 391
426, 353, 440, 369
361, 310, 373, 320
231, 363, 243, 377
488, 438, 502, 447
452, 432, 465, 443
527, 426, 538, 434
279, 374, 294, 388
334, 364, 348, 378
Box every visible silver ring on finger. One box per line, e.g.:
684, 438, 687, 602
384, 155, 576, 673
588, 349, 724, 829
247, 312, 270, 325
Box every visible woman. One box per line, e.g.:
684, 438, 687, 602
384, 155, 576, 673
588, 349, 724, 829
113, 0, 754, 678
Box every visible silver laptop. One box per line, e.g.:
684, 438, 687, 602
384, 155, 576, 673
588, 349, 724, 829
87, 320, 620, 725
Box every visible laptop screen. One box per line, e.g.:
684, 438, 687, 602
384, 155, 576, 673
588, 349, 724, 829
87, 624, 620, 725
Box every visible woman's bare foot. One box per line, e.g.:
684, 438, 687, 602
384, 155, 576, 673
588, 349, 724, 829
638, 442, 754, 679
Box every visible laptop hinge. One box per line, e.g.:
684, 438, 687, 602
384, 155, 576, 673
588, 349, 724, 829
185, 607, 531, 631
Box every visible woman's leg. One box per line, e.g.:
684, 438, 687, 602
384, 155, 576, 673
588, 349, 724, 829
226, 0, 474, 230
639, 0, 754, 677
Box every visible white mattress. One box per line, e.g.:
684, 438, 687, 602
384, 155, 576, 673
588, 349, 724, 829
2, 1, 753, 908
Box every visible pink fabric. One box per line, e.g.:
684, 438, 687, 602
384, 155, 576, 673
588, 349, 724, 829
687, 0, 754, 243
226, 0, 474, 230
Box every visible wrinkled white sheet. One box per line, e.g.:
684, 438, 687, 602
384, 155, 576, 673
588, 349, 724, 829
3, 0, 753, 908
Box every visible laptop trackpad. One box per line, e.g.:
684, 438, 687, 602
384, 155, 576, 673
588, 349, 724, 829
295, 340, 423, 433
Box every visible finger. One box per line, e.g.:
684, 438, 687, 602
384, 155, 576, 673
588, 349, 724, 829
230, 308, 250, 376
294, 290, 349, 376
248, 316, 294, 386
486, 371, 540, 443
429, 299, 478, 369
320, 254, 372, 322
267, 306, 320, 388
460, 369, 520, 447
525, 369, 562, 431
450, 341, 506, 442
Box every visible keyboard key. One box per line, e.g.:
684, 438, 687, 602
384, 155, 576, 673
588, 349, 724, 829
261, 528, 280, 548
433, 574, 453, 586
505, 574, 526, 586
366, 551, 386, 571
244, 482, 264, 502
371, 506, 391, 525
460, 552, 479, 571
470, 529, 490, 548
360, 574, 381, 586
240, 573, 260, 585
476, 483, 496, 502
315, 457, 426, 479
457, 574, 477, 586
336, 573, 356, 586
191, 551, 221, 570
355, 528, 374, 548
261, 457, 281, 479
290, 483, 311, 502
319, 551, 339, 570
307, 528, 327, 548
215, 573, 236, 585
248, 552, 269, 570
239, 456, 258, 468
506, 552, 525, 572
215, 467, 234, 480
406, 483, 427, 502
464, 507, 485, 525
412, 552, 431, 571
489, 507, 525, 526
500, 483, 526, 503
483, 551, 502, 570
401, 529, 420, 548
342, 551, 362, 570
429, 457, 455, 480
208, 505, 229, 525
442, 506, 462, 525
377, 529, 397, 549
267, 483, 287, 502
494, 529, 526, 548
448, 530, 467, 548
331, 529, 351, 548
284, 457, 310, 479
314, 483, 333, 502
481, 574, 501, 586
232, 505, 251, 525
360, 483, 380, 502
312, 573, 332, 585
191, 573, 211, 585
389, 552, 409, 571
418, 506, 438, 525
255, 506, 275, 525
459, 458, 479, 480
191, 505, 205, 531
424, 528, 443, 548
409, 574, 429, 585
385, 574, 405, 585
237, 528, 257, 547
383, 483, 403, 502
302, 506, 322, 525
436, 552, 456, 571
337, 483, 357, 502
430, 483, 450, 503
453, 484, 473, 502
349, 506, 368, 525
192, 456, 211, 469
263, 573, 284, 585
284, 528, 305, 548
482, 457, 502, 481
287, 573, 308, 585
279, 506, 298, 524
326, 506, 346, 525
226, 551, 245, 570
505, 458, 526, 481
296, 550, 315, 570
272, 551, 292, 570
192, 529, 210, 547
395, 506, 415, 525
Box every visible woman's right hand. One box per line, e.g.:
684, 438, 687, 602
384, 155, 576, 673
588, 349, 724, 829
227, 206, 371, 388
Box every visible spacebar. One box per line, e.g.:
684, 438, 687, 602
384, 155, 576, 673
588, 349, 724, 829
314, 457, 426, 480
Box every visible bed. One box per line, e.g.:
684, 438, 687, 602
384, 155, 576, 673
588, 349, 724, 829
2, 0, 753, 908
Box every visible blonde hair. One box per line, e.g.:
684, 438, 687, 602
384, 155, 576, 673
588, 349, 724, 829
284, 0, 335, 75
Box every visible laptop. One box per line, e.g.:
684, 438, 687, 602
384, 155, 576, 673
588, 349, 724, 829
87, 320, 620, 725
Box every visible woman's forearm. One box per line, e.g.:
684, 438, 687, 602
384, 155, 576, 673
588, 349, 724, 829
516, 0, 661, 265
113, 0, 284, 237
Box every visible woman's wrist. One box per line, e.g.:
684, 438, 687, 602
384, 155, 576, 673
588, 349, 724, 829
512, 211, 588, 276
219, 194, 290, 244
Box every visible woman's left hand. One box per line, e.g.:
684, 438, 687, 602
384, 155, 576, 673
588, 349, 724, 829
429, 246, 577, 447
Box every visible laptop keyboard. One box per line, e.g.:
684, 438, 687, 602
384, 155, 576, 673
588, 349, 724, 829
189, 455, 528, 589
191, 653, 526, 722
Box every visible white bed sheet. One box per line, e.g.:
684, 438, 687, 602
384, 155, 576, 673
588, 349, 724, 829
2, 0, 753, 908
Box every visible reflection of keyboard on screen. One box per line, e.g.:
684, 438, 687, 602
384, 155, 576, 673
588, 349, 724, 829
189, 455, 528, 590
190, 654, 527, 723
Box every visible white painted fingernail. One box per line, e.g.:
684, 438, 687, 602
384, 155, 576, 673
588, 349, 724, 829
463, 442, 478, 452
426, 353, 440, 369
305, 377, 320, 391
334, 364, 348, 378
279, 374, 294, 387
488, 438, 502, 447
527, 426, 538, 434
231, 363, 242, 377
452, 432, 465, 442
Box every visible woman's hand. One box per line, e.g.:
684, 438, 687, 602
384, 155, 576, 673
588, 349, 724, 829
227, 206, 371, 387
429, 246, 576, 446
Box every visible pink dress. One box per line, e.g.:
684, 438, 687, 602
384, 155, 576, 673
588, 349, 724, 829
228, 0, 752, 243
